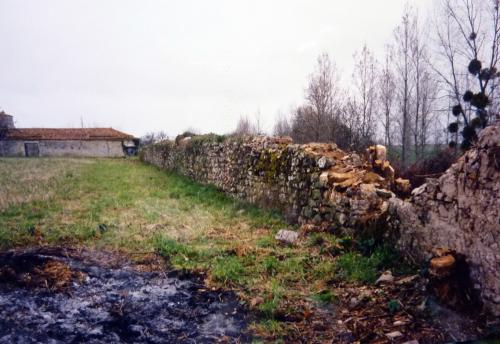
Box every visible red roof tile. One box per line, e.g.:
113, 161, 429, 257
2, 128, 134, 141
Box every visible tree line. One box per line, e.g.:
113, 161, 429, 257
240, 0, 500, 168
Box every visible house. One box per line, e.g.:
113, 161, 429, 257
0, 112, 138, 157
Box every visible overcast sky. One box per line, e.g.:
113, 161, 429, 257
0, 0, 434, 137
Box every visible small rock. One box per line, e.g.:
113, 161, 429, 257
363, 171, 385, 184
417, 298, 427, 311
275, 229, 299, 245
328, 172, 354, 183
376, 188, 393, 199
385, 331, 403, 339
360, 183, 377, 197
411, 183, 426, 196
349, 297, 359, 308
395, 177, 411, 194
396, 275, 418, 285
317, 156, 331, 169
319, 172, 329, 187
337, 213, 347, 225
350, 153, 362, 167
376, 270, 394, 285
178, 137, 192, 146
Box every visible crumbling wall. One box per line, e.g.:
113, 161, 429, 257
389, 123, 500, 316
141, 129, 499, 315
140, 135, 395, 234
140, 130, 500, 315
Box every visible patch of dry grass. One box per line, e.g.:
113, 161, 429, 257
0, 158, 96, 210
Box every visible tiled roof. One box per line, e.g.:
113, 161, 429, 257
2, 128, 134, 141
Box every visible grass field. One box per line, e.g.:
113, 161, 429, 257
0, 157, 411, 340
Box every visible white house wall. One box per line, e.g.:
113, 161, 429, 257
0, 140, 125, 157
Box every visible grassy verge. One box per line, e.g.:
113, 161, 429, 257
0, 157, 414, 341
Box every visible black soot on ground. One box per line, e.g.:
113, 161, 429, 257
0, 248, 251, 343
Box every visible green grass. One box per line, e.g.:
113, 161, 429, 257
0, 157, 414, 341
310, 289, 337, 304
212, 256, 245, 284
335, 245, 414, 283
0, 158, 284, 251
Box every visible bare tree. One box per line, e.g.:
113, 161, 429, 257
234, 115, 257, 136
410, 16, 439, 161
305, 52, 342, 142
379, 46, 396, 148
273, 112, 292, 137
393, 8, 418, 167
140, 131, 168, 146
276, 53, 358, 148
433, 0, 500, 149
253, 110, 265, 135
347, 44, 378, 150
289, 105, 316, 143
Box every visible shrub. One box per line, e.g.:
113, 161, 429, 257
396, 148, 458, 188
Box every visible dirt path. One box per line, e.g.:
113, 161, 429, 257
0, 247, 251, 343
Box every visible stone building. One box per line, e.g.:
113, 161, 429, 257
0, 111, 14, 129
0, 112, 138, 157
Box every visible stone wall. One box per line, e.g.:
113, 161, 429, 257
0, 113, 14, 129
389, 123, 500, 316
141, 130, 499, 316
0, 140, 125, 157
140, 135, 395, 235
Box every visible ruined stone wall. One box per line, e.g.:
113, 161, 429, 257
142, 131, 500, 315
389, 123, 500, 316
140, 135, 394, 234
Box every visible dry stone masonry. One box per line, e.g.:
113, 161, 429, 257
140, 135, 397, 235
140, 126, 499, 316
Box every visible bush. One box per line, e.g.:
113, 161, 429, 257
174, 131, 198, 145
395, 148, 458, 188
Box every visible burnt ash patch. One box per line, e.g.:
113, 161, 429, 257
0, 248, 251, 343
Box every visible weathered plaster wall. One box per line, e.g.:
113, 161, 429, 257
389, 123, 500, 316
0, 140, 125, 157
0, 141, 25, 157
140, 135, 394, 235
